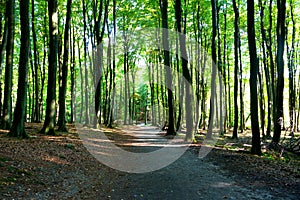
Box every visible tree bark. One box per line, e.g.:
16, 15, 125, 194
57, 0, 72, 131
1, 0, 15, 130
207, 0, 218, 139
160, 0, 175, 135
272, 0, 286, 144
232, 0, 239, 139
0, 13, 8, 119
247, 0, 262, 155
9, 0, 30, 138
40, 0, 58, 135
175, 0, 193, 140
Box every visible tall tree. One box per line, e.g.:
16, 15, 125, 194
31, 0, 41, 122
1, 0, 15, 130
174, 0, 194, 140
232, 0, 239, 139
82, 0, 90, 125
207, 0, 217, 139
272, 0, 286, 144
9, 0, 30, 138
57, 0, 72, 131
40, 0, 58, 135
247, 0, 262, 155
160, 0, 175, 135
0, 4, 8, 118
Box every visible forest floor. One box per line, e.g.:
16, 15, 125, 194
0, 123, 299, 200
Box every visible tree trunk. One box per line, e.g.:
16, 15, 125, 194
232, 0, 239, 139
1, 0, 15, 130
40, 0, 58, 135
175, 0, 193, 140
247, 0, 262, 155
272, 0, 286, 144
70, 22, 75, 123
57, 0, 72, 131
9, 0, 30, 138
31, 0, 41, 122
259, 0, 272, 137
82, 0, 90, 125
207, 0, 218, 139
0, 14, 8, 119
160, 0, 175, 135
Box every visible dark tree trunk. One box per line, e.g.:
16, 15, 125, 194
258, 63, 265, 137
259, 0, 272, 137
267, 0, 276, 135
287, 0, 296, 134
0, 13, 8, 119
70, 23, 75, 123
247, 0, 262, 155
223, 7, 228, 131
31, 0, 41, 122
40, 0, 58, 135
175, 0, 193, 140
1, 0, 15, 130
272, 0, 286, 144
232, 0, 239, 139
57, 0, 72, 131
77, 40, 84, 123
9, 0, 30, 138
207, 0, 217, 139
160, 0, 175, 135
82, 0, 90, 125
108, 0, 116, 128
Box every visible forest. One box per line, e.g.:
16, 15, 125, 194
0, 0, 300, 198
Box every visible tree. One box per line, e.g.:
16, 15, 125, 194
0, 3, 8, 119
160, 0, 175, 135
232, 0, 239, 139
207, 0, 217, 139
57, 0, 72, 131
40, 0, 58, 135
247, 0, 262, 155
31, 0, 41, 122
9, 0, 30, 138
272, 0, 286, 144
1, 0, 15, 130
174, 0, 194, 141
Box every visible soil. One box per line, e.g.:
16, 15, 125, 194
0, 123, 299, 200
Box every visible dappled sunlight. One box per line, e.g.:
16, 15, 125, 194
211, 181, 233, 188
42, 155, 69, 165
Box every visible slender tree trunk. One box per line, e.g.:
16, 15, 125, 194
40, 6, 47, 120
232, 0, 239, 139
77, 41, 84, 123
160, 0, 175, 135
223, 7, 228, 131
272, 0, 286, 144
82, 0, 90, 125
207, 0, 218, 139
247, 0, 262, 155
70, 22, 75, 123
1, 0, 15, 130
57, 0, 72, 131
259, 0, 272, 137
9, 0, 30, 138
175, 0, 193, 140
0, 15, 8, 118
40, 0, 58, 135
31, 0, 41, 122
258, 62, 265, 137
267, 0, 276, 135
287, 0, 296, 134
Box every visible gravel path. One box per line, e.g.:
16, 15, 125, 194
0, 124, 299, 199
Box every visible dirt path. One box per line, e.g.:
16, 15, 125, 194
0, 124, 299, 199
